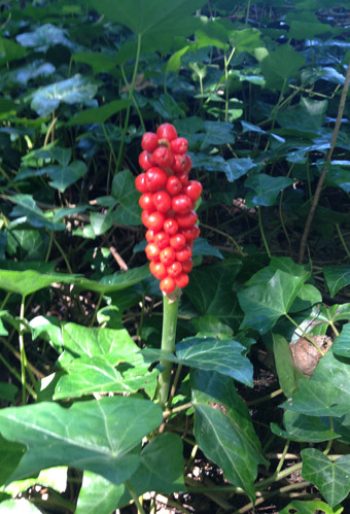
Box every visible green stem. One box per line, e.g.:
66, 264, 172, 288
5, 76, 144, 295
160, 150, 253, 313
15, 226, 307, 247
116, 33, 142, 172
126, 481, 146, 514
258, 208, 271, 258
157, 292, 180, 407
19, 296, 28, 404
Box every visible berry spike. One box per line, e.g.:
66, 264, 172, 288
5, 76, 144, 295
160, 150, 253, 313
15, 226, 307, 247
135, 123, 202, 295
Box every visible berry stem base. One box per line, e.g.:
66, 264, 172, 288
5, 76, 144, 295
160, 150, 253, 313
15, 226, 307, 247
157, 291, 180, 407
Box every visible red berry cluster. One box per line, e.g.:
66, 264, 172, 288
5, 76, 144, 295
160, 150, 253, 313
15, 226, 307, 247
135, 123, 202, 295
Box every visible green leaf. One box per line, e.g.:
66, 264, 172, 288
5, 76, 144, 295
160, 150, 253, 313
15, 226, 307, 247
286, 336, 350, 417
9, 195, 65, 231
176, 337, 253, 386
271, 410, 341, 443
44, 160, 87, 192
74, 265, 150, 294
331, 323, 350, 358
73, 51, 119, 74
192, 371, 266, 499
238, 270, 306, 334
68, 99, 130, 125
276, 98, 327, 136
324, 265, 350, 297
76, 433, 184, 512
302, 449, 350, 507
192, 238, 223, 259
31, 75, 98, 117
75, 472, 124, 514
261, 44, 305, 90
87, 0, 207, 38
272, 333, 298, 397
0, 37, 27, 66
287, 12, 336, 40
224, 157, 257, 182
0, 435, 25, 486
111, 170, 142, 226
57, 323, 140, 365
0, 269, 76, 296
16, 23, 74, 52
325, 166, 350, 193
280, 499, 343, 514
245, 174, 293, 206
0, 397, 162, 484
54, 355, 157, 399
0, 500, 42, 513
185, 260, 242, 327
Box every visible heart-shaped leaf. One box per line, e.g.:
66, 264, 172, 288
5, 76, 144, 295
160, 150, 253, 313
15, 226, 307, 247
0, 397, 162, 484
245, 174, 293, 207
302, 449, 350, 507
238, 270, 306, 334
324, 266, 350, 297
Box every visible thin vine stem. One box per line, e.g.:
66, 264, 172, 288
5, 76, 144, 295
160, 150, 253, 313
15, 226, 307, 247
116, 33, 142, 172
257, 207, 271, 258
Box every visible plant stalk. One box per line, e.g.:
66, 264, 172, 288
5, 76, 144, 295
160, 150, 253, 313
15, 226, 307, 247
157, 292, 180, 407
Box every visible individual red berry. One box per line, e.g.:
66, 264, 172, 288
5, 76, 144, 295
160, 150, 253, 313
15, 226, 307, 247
141, 132, 158, 152
177, 211, 198, 228
145, 229, 156, 242
145, 243, 160, 261
166, 176, 183, 196
135, 173, 148, 193
150, 261, 167, 280
181, 226, 200, 242
145, 167, 168, 193
176, 246, 192, 262
159, 246, 176, 266
185, 181, 202, 202
160, 276, 176, 294
152, 190, 172, 213
139, 193, 155, 211
151, 146, 174, 168
178, 173, 190, 186
142, 211, 165, 231
173, 154, 192, 174
172, 194, 193, 214
167, 261, 182, 278
170, 233, 186, 251
138, 151, 153, 170
163, 218, 179, 235
157, 123, 178, 141
175, 273, 189, 289
182, 260, 193, 273
170, 137, 188, 155
153, 232, 170, 250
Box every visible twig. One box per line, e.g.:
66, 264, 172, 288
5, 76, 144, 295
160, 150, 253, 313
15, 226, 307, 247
298, 62, 350, 263
109, 246, 128, 270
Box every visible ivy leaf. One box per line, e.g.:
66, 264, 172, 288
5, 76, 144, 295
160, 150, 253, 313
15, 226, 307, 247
272, 333, 298, 397
238, 270, 306, 334
245, 174, 293, 206
324, 265, 350, 297
0, 397, 162, 485
44, 160, 87, 192
111, 170, 142, 226
192, 371, 266, 499
302, 449, 350, 507
331, 323, 350, 358
31, 75, 98, 117
73, 265, 150, 294
280, 499, 343, 514
0, 269, 76, 297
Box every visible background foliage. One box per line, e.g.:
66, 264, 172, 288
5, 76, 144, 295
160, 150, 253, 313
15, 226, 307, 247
0, 0, 350, 512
